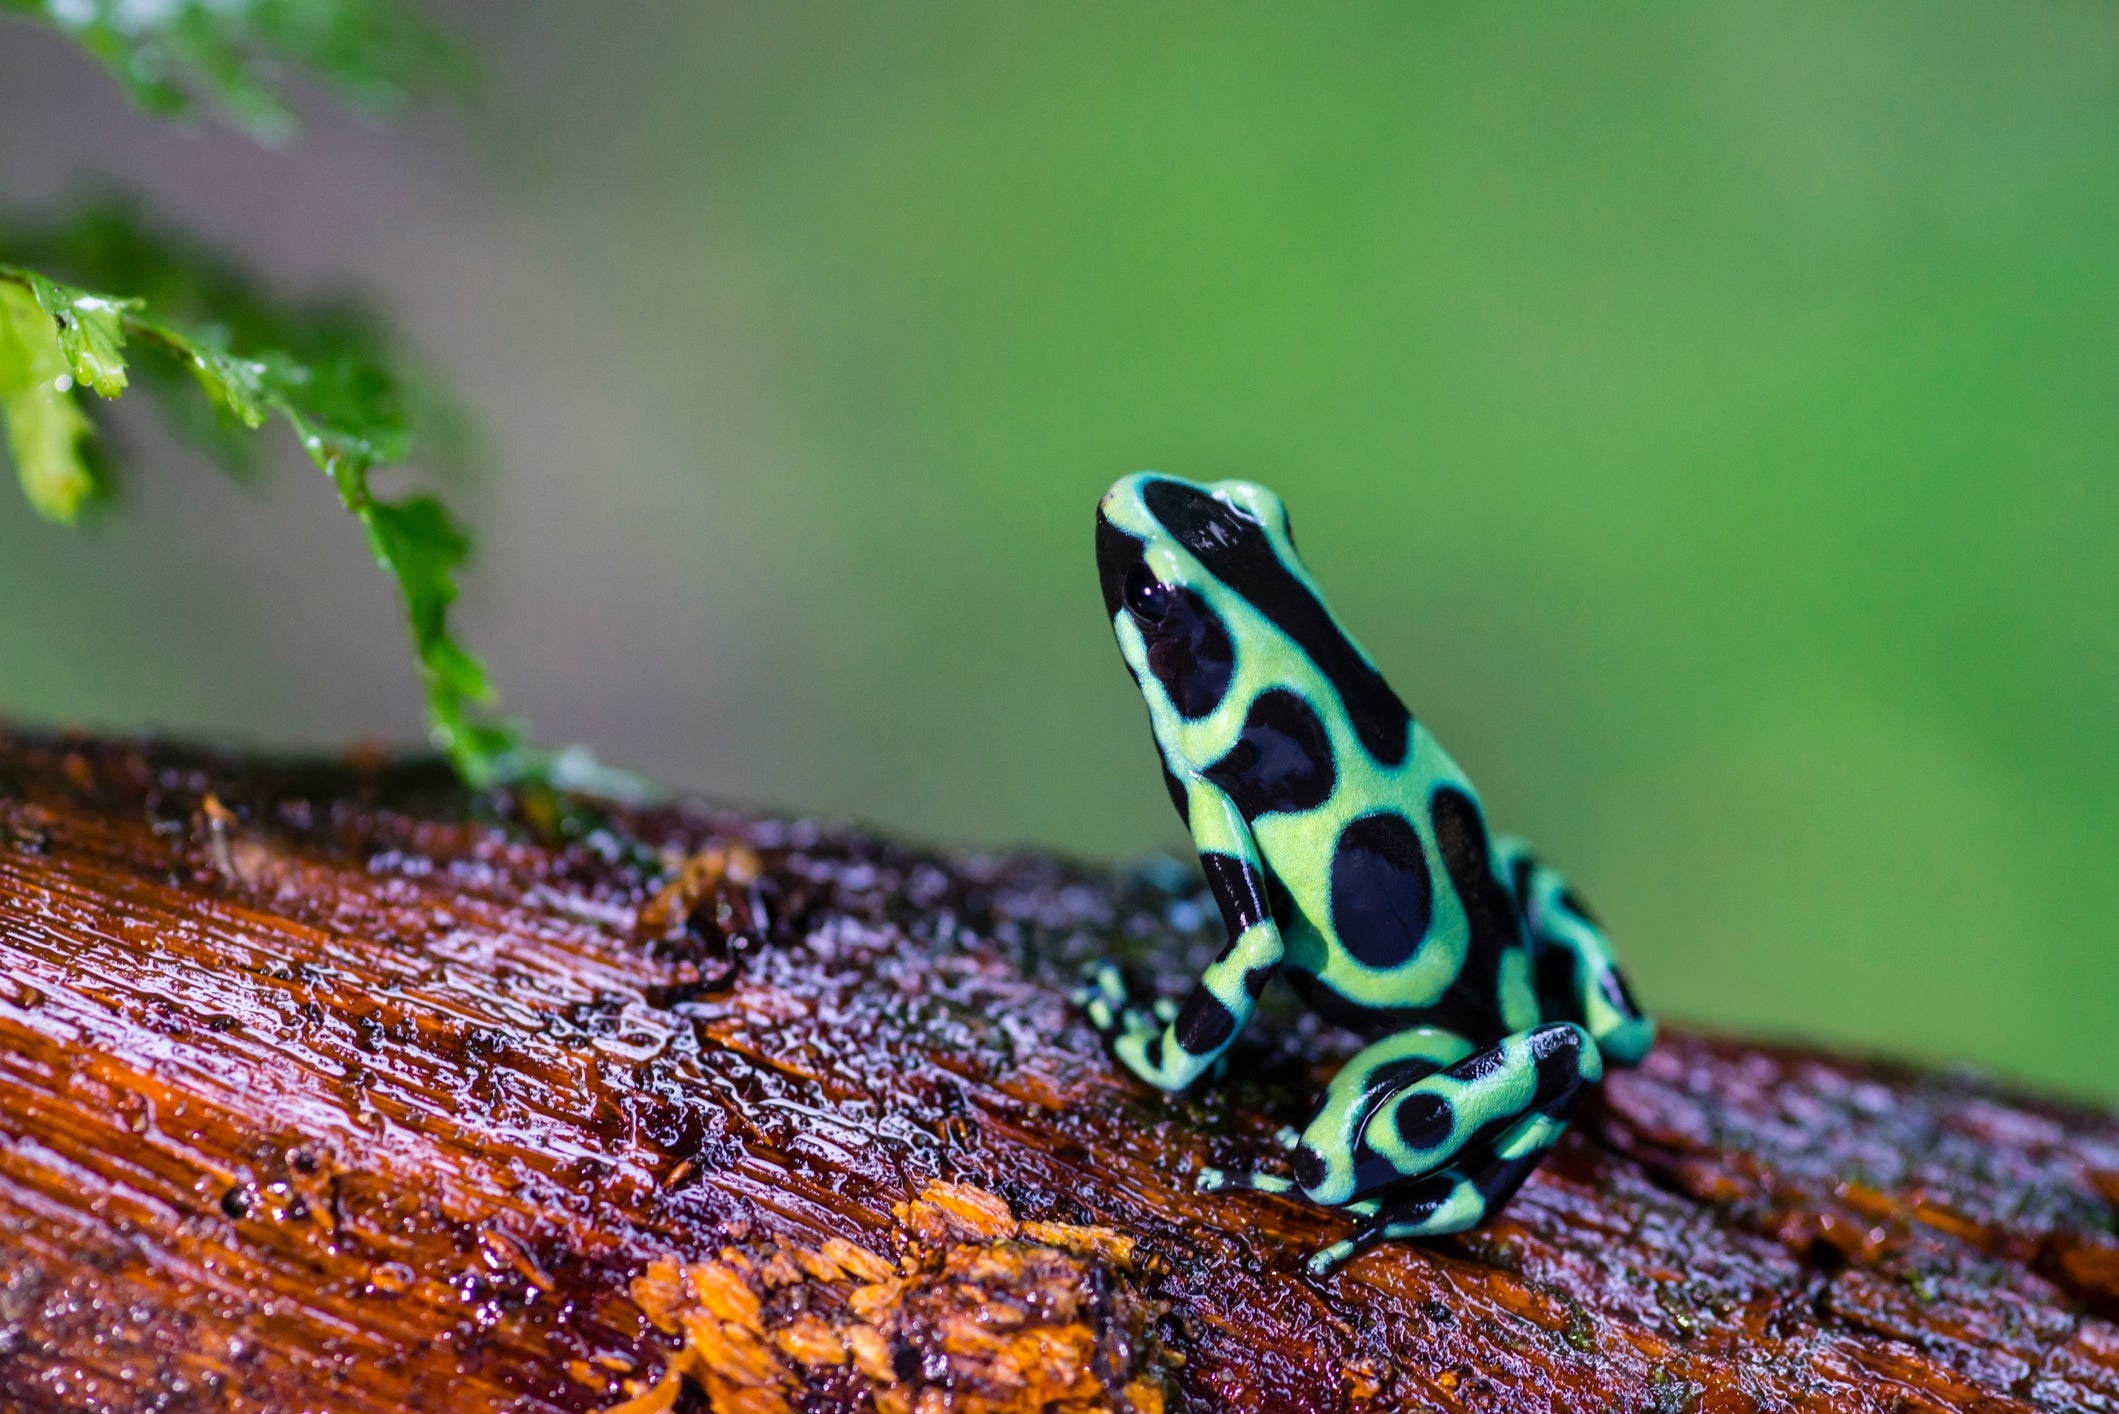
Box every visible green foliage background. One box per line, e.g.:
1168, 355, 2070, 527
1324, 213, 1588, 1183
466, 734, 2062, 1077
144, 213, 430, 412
2, 3, 2115, 1096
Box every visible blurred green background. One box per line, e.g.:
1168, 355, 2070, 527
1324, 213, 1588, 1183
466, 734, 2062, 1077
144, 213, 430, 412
1, 4, 2114, 1096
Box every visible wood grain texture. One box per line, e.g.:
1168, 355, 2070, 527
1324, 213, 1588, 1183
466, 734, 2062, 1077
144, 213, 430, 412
1, 728, 2116, 1413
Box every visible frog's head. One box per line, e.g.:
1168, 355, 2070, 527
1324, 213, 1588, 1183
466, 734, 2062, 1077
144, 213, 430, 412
1095, 473, 1296, 728
1097, 472, 1412, 770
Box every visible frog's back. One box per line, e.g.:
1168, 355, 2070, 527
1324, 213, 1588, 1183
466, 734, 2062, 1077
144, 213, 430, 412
1243, 705, 1533, 1046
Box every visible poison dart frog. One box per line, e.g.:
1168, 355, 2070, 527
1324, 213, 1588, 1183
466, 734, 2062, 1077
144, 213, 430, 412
1085, 473, 1654, 1273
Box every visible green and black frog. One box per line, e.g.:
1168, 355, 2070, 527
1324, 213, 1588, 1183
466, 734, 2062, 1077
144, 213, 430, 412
1086, 473, 1654, 1273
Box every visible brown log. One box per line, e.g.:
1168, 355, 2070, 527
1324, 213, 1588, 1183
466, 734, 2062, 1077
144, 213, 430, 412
2, 727, 2117, 1413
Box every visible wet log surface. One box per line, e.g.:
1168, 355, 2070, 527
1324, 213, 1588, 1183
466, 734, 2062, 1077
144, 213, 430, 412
2, 730, 2118, 1414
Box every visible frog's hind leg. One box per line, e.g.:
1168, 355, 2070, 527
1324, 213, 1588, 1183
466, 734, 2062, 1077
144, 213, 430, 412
1280, 1019, 1598, 1273
1354, 1020, 1598, 1204
1305, 1103, 1572, 1275
1198, 1025, 1475, 1203
1495, 836, 1655, 1066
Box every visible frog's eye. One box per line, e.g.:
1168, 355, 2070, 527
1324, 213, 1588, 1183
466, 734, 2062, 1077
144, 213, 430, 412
1122, 563, 1175, 622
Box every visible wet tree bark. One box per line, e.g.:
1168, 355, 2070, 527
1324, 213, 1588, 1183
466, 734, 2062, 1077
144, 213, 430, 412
1, 728, 2117, 1414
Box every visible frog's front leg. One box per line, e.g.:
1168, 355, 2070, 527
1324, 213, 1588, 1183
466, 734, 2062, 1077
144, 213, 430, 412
1495, 836, 1655, 1065
1088, 783, 1285, 1092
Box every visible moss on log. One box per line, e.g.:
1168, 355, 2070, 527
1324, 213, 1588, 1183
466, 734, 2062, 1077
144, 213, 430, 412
1, 729, 2117, 1413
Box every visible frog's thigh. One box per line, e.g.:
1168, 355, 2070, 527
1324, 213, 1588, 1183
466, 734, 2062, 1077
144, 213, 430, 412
1283, 1027, 1475, 1207
1351, 1020, 1601, 1206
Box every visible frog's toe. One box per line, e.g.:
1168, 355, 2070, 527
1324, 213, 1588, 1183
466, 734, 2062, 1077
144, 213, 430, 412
1088, 998, 1162, 1041
1197, 1167, 1298, 1196
1076, 958, 1127, 997
1074, 960, 1133, 1033
1307, 1239, 1360, 1277
1121, 1009, 1167, 1047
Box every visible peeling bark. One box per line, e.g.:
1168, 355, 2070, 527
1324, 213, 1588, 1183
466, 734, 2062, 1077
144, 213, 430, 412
0, 729, 2116, 1413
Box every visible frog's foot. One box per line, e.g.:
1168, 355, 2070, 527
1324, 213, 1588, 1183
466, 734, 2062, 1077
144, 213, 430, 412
1074, 961, 1176, 1034
1075, 961, 1193, 1092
